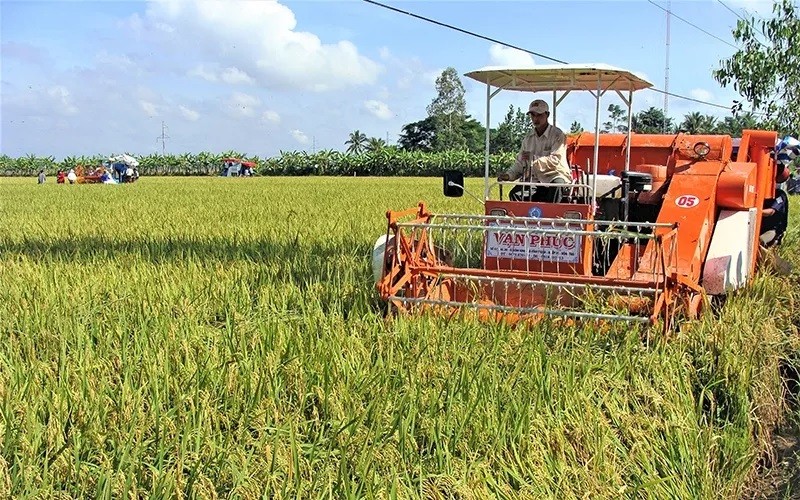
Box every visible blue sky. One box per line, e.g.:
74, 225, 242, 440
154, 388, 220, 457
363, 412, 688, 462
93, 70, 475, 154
0, 0, 776, 159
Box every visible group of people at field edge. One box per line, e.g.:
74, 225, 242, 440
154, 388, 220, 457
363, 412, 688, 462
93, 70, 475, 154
45, 164, 140, 185
42, 168, 78, 184
221, 160, 255, 177
499, 98, 796, 251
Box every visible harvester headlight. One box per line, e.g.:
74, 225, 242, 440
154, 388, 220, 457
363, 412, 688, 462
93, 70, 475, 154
693, 141, 711, 158
490, 208, 507, 217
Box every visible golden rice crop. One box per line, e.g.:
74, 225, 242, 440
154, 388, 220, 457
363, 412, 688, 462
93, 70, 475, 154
0, 176, 797, 498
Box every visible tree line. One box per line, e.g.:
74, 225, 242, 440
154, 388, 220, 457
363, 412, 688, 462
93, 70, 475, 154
0, 150, 514, 178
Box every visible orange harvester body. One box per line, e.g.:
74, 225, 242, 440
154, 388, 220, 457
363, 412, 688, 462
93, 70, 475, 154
377, 130, 778, 325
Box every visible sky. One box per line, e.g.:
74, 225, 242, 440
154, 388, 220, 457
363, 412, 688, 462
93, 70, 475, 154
0, 0, 778, 159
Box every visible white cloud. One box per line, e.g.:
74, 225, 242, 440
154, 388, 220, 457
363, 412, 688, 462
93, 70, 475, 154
379, 46, 391, 60
95, 51, 138, 74
188, 65, 218, 82
47, 86, 78, 115
139, 100, 158, 116
220, 67, 254, 85
179, 105, 199, 121
689, 88, 714, 103
290, 129, 309, 144
364, 99, 393, 120
147, 0, 382, 92
227, 92, 260, 117
188, 65, 254, 85
488, 43, 535, 67
262, 110, 280, 124
422, 69, 441, 87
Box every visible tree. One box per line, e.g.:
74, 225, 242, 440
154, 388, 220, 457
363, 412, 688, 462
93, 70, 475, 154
398, 117, 436, 152
461, 116, 487, 154
678, 112, 718, 134
631, 107, 675, 134
714, 111, 761, 136
603, 104, 628, 133
569, 121, 584, 134
345, 130, 368, 154
491, 105, 528, 153
366, 137, 386, 152
427, 67, 467, 151
713, 0, 800, 134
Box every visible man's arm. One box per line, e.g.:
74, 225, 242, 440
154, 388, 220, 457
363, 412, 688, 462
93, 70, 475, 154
498, 140, 529, 181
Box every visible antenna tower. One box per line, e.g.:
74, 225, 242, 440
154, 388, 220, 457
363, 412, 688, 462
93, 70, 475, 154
664, 0, 671, 130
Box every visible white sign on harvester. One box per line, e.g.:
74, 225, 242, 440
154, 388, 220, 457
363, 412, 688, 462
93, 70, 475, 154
485, 222, 581, 263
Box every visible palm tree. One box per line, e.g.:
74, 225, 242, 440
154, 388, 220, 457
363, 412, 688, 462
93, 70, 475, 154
631, 107, 675, 134
700, 115, 718, 134
715, 112, 761, 136
679, 112, 718, 134
366, 137, 386, 152
345, 130, 368, 154
679, 112, 705, 134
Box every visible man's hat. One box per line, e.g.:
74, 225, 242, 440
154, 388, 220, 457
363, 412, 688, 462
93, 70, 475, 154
528, 99, 549, 115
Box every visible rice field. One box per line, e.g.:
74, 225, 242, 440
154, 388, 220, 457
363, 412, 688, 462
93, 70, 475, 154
0, 176, 798, 498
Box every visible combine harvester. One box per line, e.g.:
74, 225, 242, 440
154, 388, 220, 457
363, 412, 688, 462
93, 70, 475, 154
374, 64, 782, 326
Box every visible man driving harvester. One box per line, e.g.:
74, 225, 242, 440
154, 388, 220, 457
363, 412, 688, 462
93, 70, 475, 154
498, 99, 572, 203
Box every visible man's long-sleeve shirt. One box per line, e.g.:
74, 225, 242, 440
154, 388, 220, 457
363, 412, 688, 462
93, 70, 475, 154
504, 124, 571, 183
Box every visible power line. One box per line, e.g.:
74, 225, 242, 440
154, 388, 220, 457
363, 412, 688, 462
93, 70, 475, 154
647, 88, 733, 111
362, 0, 762, 116
716, 0, 748, 23
716, 0, 770, 48
361, 0, 567, 65
646, 0, 739, 50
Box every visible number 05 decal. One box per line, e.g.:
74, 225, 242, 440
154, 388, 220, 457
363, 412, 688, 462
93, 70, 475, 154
675, 195, 700, 208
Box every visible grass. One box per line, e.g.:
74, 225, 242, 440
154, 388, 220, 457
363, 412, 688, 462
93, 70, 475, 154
0, 176, 798, 498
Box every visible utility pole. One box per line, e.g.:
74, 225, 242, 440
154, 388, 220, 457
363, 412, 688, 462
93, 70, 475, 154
156, 121, 170, 154
664, 0, 671, 132
312, 135, 316, 154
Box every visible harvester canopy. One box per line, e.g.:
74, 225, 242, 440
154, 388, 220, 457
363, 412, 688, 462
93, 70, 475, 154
463, 63, 652, 92
220, 157, 256, 177
373, 64, 783, 328
107, 154, 139, 167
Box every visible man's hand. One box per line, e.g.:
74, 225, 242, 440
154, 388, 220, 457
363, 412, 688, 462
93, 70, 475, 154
497, 172, 511, 182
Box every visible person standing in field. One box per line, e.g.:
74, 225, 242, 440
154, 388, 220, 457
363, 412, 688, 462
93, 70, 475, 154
497, 99, 572, 203
37, 169, 46, 184
67, 168, 77, 184
760, 188, 789, 248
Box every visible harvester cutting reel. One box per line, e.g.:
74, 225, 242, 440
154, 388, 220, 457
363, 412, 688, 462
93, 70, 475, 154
373, 203, 707, 327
